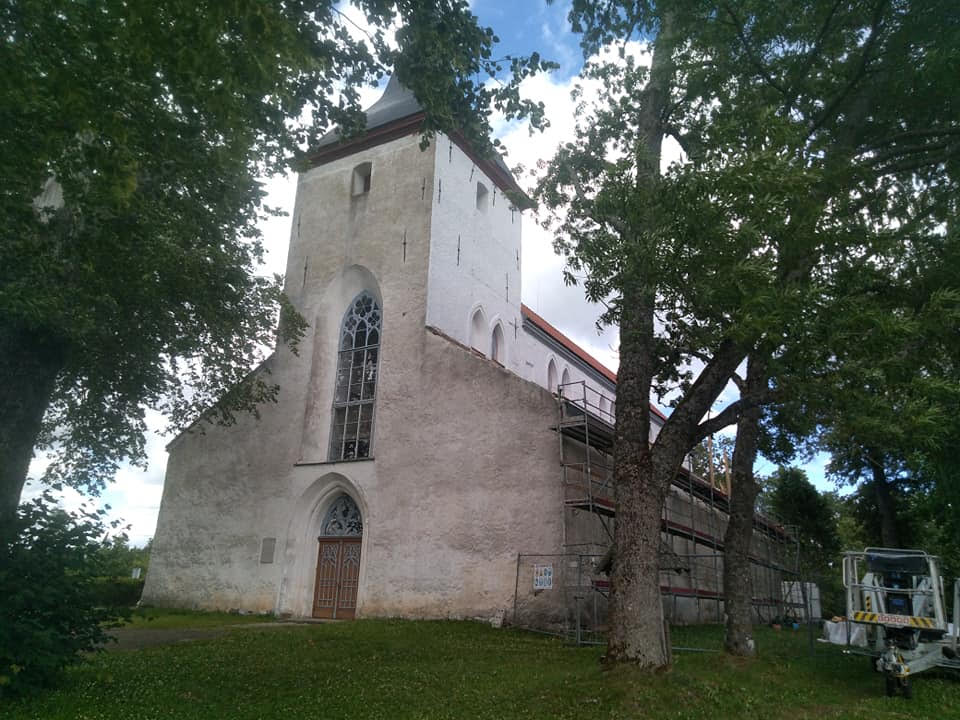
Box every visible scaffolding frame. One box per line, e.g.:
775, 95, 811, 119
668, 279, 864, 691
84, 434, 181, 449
515, 381, 802, 643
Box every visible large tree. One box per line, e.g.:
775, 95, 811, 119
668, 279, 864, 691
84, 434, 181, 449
0, 1, 552, 526
539, 0, 960, 667
818, 241, 960, 547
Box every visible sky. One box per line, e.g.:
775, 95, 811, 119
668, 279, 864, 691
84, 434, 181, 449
23, 0, 835, 546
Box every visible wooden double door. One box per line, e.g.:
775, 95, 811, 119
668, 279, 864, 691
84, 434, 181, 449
312, 537, 362, 619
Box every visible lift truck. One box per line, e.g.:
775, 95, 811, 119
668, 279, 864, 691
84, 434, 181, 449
842, 548, 960, 698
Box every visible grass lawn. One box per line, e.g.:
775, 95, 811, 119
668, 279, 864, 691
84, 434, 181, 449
4, 620, 958, 719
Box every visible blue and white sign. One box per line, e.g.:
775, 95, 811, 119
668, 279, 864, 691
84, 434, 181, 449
533, 564, 554, 590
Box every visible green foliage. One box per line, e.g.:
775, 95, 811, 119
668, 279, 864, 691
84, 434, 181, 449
4, 621, 959, 718
538, 0, 959, 662
90, 577, 146, 609
0, 1, 554, 508
765, 467, 840, 567
94, 537, 151, 579
761, 467, 845, 615
0, 493, 125, 697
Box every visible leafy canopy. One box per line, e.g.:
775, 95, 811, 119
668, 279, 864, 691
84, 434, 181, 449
1, 1, 553, 496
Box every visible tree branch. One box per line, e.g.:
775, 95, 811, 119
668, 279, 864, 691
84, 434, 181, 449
866, 127, 960, 148
730, 372, 746, 393
693, 401, 742, 444
806, 0, 888, 140
661, 337, 747, 443
785, 0, 845, 113
720, 3, 788, 97
876, 144, 960, 175
866, 140, 960, 169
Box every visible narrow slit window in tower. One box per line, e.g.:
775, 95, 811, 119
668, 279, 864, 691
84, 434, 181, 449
476, 181, 489, 212
352, 162, 372, 196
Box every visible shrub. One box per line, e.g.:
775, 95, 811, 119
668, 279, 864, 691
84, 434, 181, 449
0, 492, 125, 697
90, 576, 146, 608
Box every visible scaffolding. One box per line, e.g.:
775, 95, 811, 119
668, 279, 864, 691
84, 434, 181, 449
514, 380, 801, 644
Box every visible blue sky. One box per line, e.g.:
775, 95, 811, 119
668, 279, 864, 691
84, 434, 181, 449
25, 0, 840, 545
472, 0, 584, 81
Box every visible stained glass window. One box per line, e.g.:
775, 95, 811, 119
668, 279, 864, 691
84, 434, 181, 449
329, 292, 381, 460
321, 494, 363, 536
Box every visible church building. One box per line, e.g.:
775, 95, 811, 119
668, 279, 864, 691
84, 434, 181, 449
142, 79, 795, 629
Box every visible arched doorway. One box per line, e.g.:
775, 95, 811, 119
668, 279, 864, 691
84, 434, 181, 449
312, 493, 363, 619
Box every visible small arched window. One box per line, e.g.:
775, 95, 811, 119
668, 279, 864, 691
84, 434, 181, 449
352, 162, 372, 196
547, 359, 558, 393
469, 308, 486, 352
491, 324, 505, 364
329, 292, 381, 461
561, 368, 571, 388
599, 396, 610, 421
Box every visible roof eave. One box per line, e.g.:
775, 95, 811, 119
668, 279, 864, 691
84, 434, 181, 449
520, 303, 669, 423
303, 115, 533, 210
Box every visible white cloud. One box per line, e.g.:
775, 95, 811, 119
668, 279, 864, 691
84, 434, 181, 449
495, 40, 683, 375
24, 409, 168, 547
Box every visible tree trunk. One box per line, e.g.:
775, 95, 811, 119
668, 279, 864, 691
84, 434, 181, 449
610, 311, 747, 666
603, 8, 756, 667
869, 459, 899, 547
605, 9, 675, 668
608, 450, 672, 663
0, 325, 63, 528
722, 355, 767, 657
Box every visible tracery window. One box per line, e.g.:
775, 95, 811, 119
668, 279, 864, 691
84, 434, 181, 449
321, 494, 363, 536
329, 292, 381, 461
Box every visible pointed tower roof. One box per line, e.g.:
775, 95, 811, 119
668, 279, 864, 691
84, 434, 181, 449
315, 75, 422, 150
308, 76, 530, 207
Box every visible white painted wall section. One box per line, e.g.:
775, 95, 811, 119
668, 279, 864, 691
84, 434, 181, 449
425, 135, 523, 370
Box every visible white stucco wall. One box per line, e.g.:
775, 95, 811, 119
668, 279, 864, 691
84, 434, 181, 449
425, 136, 523, 370
419, 135, 666, 441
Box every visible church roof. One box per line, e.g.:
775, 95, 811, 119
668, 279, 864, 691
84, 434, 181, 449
520, 304, 669, 423
315, 75, 423, 150
308, 76, 530, 206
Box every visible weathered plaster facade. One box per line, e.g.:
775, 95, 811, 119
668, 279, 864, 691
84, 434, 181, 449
144, 82, 575, 620
143, 80, 791, 626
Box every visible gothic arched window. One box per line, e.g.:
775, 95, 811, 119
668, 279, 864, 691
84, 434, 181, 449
329, 292, 381, 461
469, 307, 486, 352
491, 323, 505, 364
321, 494, 363, 536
